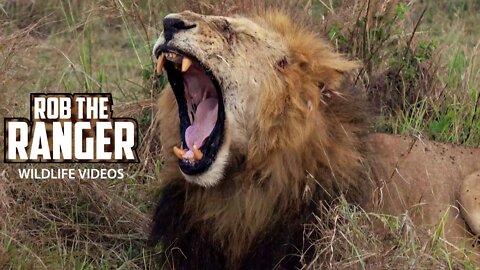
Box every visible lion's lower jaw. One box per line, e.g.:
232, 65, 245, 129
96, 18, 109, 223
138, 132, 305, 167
182, 142, 230, 187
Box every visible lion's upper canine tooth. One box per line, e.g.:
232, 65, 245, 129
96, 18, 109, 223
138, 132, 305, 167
193, 145, 203, 161
173, 146, 185, 160
182, 57, 192, 73
156, 53, 166, 75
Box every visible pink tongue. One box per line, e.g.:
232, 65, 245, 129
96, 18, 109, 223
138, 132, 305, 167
185, 98, 218, 150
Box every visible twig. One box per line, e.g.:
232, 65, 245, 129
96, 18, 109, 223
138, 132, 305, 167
406, 6, 427, 50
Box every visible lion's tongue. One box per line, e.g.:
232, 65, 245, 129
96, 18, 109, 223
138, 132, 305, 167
185, 98, 218, 151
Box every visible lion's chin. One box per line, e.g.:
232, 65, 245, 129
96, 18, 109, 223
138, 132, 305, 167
181, 141, 230, 187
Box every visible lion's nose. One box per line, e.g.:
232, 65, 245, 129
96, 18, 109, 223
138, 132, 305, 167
163, 17, 196, 41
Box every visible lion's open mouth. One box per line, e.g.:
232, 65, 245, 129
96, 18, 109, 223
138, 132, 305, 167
155, 49, 225, 175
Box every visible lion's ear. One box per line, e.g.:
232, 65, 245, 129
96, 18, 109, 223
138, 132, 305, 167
309, 50, 359, 91
284, 29, 359, 90
265, 9, 359, 90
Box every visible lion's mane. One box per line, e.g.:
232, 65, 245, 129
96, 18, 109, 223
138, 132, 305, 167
150, 11, 373, 269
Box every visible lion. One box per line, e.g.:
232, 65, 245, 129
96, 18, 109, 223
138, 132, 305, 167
148, 10, 480, 269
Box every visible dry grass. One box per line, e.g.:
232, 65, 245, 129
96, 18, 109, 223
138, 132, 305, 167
302, 199, 478, 269
0, 0, 479, 269
0, 169, 161, 269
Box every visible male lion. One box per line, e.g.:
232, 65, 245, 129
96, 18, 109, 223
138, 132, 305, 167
149, 10, 480, 269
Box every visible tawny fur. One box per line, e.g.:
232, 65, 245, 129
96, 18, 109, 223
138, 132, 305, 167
151, 10, 480, 268
154, 11, 371, 265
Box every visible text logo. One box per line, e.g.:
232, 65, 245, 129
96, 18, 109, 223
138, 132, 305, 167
4, 93, 139, 163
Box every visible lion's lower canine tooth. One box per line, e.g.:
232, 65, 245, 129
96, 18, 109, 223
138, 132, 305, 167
156, 53, 166, 74
182, 57, 192, 73
173, 146, 185, 159
193, 145, 203, 160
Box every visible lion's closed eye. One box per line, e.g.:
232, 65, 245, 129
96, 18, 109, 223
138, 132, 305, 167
213, 19, 235, 45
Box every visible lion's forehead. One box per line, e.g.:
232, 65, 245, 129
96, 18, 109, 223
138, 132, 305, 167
167, 12, 287, 65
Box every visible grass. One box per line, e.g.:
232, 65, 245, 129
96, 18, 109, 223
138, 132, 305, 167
0, 0, 479, 269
